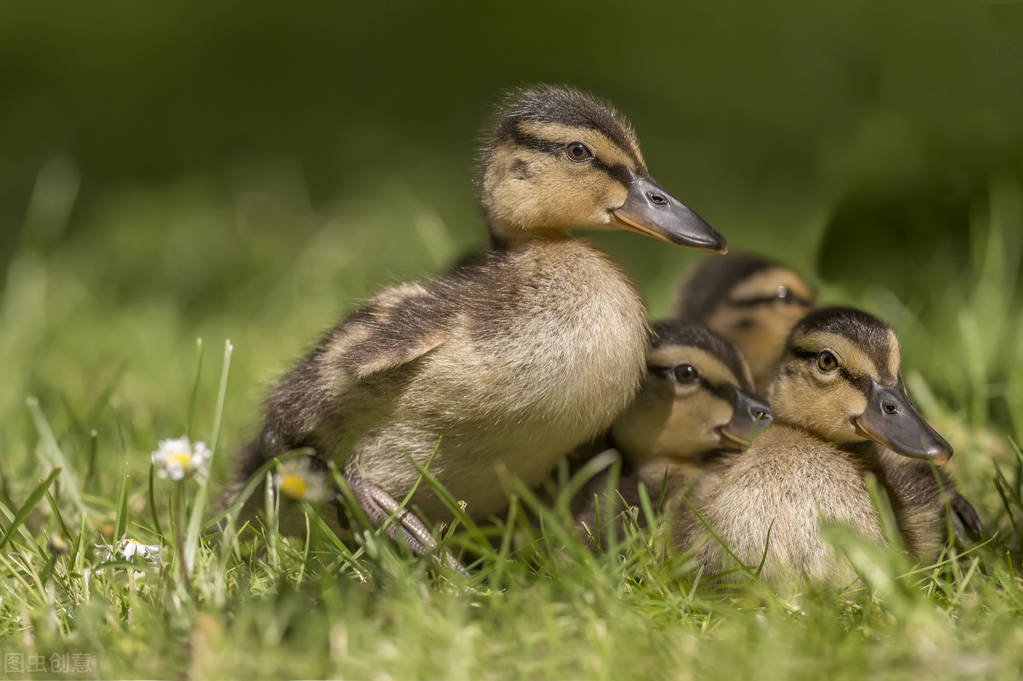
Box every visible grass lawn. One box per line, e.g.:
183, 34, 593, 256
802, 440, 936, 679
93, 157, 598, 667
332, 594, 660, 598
2, 162, 1023, 680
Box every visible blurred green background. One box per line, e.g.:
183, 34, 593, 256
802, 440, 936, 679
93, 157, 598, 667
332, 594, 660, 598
2, 0, 1022, 487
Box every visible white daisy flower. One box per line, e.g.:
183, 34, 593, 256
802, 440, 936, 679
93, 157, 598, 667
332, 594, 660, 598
275, 457, 329, 504
151, 435, 212, 481
95, 538, 162, 563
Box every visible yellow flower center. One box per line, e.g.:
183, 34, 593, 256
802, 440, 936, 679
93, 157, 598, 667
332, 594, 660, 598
170, 451, 193, 469
280, 474, 308, 501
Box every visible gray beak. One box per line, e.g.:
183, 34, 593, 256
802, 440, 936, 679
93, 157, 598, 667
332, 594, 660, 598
853, 378, 953, 464
718, 385, 773, 448
611, 170, 727, 253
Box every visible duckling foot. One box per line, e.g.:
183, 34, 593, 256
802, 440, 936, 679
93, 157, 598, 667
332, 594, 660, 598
344, 473, 467, 575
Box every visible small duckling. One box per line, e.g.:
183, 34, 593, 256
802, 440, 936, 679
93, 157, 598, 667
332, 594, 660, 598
225, 85, 727, 557
676, 254, 981, 548
675, 253, 815, 392
574, 321, 771, 544
682, 306, 953, 585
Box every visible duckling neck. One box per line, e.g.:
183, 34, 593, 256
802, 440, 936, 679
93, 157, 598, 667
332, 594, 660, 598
838, 440, 885, 464
773, 416, 879, 463
487, 219, 570, 250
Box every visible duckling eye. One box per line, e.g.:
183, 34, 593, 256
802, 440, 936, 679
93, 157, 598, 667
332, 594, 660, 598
565, 142, 593, 163
673, 364, 699, 384
776, 285, 791, 301
816, 350, 839, 373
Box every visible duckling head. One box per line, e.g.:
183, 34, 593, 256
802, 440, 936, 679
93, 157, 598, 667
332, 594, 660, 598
476, 85, 726, 251
611, 321, 772, 467
768, 306, 952, 463
675, 253, 816, 390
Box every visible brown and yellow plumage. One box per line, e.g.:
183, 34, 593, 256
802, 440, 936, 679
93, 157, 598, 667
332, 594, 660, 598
223, 85, 726, 554
682, 307, 954, 585
573, 321, 771, 548
675, 256, 980, 555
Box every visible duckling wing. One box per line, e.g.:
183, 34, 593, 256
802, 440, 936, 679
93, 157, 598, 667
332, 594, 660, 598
867, 444, 982, 555
339, 282, 451, 380
950, 491, 983, 537
260, 281, 452, 456
223, 281, 453, 522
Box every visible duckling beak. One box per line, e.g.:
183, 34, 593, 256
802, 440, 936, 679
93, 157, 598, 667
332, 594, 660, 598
853, 379, 953, 464
717, 385, 773, 449
611, 170, 727, 253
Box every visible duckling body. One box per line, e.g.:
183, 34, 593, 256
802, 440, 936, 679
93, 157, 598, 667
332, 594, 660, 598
686, 425, 882, 584
681, 307, 953, 584
228, 86, 727, 549
300, 240, 648, 518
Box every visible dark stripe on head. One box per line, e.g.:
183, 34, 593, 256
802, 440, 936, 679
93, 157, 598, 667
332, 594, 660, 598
507, 128, 563, 156
650, 320, 753, 391
676, 253, 788, 322
507, 128, 634, 186
788, 306, 894, 378
792, 347, 873, 393
480, 85, 644, 170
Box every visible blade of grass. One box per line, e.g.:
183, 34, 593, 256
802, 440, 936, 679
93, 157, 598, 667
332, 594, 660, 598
84, 429, 99, 491
114, 470, 130, 541
44, 489, 73, 543
185, 339, 232, 573
26, 397, 87, 516
148, 463, 164, 539
677, 489, 757, 580
203, 448, 308, 531
186, 337, 204, 438
0, 467, 61, 550
993, 475, 1018, 536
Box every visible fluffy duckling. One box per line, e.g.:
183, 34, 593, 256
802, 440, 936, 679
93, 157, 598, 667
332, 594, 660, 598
675, 254, 981, 550
574, 321, 771, 544
226, 85, 727, 556
682, 306, 953, 585
675, 253, 815, 392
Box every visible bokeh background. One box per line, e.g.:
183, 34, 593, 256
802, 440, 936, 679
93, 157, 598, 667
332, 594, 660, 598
2, 0, 1022, 491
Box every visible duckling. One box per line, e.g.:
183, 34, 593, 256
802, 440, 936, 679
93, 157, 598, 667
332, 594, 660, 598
573, 321, 771, 544
681, 306, 953, 585
225, 85, 728, 557
675, 253, 815, 392
675, 254, 981, 548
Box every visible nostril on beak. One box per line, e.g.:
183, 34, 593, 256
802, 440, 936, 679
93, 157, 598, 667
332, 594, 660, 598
752, 408, 772, 426
647, 191, 668, 207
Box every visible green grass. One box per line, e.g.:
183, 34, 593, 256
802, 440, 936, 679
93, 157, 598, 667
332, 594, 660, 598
2, 162, 1023, 681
